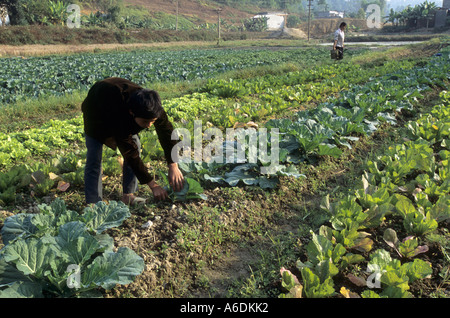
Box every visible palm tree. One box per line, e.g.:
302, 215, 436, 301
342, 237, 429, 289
48, 0, 68, 26
384, 8, 400, 26
418, 0, 437, 28
391, 1, 438, 28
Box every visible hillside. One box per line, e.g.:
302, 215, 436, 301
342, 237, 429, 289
121, 0, 256, 24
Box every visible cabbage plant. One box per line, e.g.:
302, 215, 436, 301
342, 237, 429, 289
0, 199, 144, 298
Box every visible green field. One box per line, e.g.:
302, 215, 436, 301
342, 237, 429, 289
0, 38, 449, 299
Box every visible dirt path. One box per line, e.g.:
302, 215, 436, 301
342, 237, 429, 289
319, 41, 425, 47
0, 41, 214, 57
1, 39, 427, 58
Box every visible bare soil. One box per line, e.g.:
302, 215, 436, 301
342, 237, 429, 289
0, 41, 210, 57
115, 0, 254, 24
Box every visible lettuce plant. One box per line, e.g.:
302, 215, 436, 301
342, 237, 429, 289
279, 268, 303, 298
0, 199, 144, 298
0, 166, 31, 205
393, 194, 439, 236
383, 228, 429, 259
362, 249, 432, 298
300, 266, 336, 298
295, 232, 349, 298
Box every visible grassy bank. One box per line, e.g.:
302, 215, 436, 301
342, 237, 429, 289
0, 25, 262, 47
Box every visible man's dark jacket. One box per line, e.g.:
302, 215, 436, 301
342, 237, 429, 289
82, 77, 176, 185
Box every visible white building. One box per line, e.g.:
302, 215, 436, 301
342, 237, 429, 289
316, 11, 345, 19
253, 12, 287, 30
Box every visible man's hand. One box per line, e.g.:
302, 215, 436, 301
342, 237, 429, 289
168, 163, 184, 192
148, 179, 168, 201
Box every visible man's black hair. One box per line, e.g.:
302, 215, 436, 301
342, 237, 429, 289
340, 22, 347, 28
129, 89, 163, 119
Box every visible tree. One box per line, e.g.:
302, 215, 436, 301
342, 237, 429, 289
4, 0, 72, 25
48, 0, 69, 25
384, 1, 438, 28
317, 0, 329, 11
384, 8, 401, 26
418, 0, 437, 28
356, 8, 366, 19
244, 16, 268, 31
4, 0, 29, 25
107, 4, 121, 24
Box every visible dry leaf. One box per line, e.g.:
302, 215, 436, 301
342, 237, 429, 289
346, 273, 367, 287
57, 181, 70, 192
340, 287, 360, 298
49, 172, 59, 180
246, 121, 259, 129
288, 285, 303, 298
352, 237, 374, 253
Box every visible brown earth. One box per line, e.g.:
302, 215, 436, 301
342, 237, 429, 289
119, 0, 255, 24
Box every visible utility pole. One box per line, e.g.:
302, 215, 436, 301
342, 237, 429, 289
281, 0, 288, 34
175, 0, 179, 31
307, 0, 313, 41
216, 8, 222, 46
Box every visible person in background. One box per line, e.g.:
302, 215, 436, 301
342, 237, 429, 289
82, 77, 184, 205
333, 22, 347, 60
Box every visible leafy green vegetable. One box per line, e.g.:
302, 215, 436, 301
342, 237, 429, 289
383, 228, 429, 259
0, 199, 144, 298
279, 268, 303, 298
158, 173, 207, 202
281, 57, 450, 298
0, 48, 316, 105
300, 267, 336, 298
393, 194, 439, 236
365, 249, 432, 298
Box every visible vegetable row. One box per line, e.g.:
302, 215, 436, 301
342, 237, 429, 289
0, 47, 327, 105
1, 49, 448, 200
279, 89, 450, 298
0, 45, 449, 298
180, 49, 450, 189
